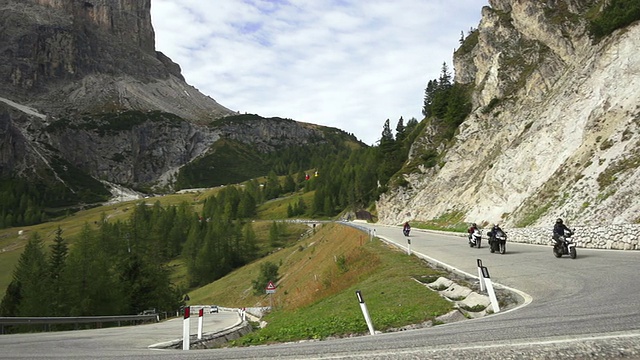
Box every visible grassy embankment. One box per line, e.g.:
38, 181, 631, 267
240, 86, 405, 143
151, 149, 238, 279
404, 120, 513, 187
187, 222, 454, 345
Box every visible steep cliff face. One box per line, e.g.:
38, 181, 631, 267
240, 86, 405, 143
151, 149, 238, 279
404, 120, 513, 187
0, 0, 232, 120
378, 0, 640, 227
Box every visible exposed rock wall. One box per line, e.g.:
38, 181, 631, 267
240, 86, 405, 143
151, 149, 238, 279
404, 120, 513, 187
0, 0, 232, 120
378, 0, 640, 228
30, 0, 155, 53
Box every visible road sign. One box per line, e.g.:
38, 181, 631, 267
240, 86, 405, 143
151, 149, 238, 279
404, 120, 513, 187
265, 281, 276, 294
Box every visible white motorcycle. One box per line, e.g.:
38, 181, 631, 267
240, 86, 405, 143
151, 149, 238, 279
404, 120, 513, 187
468, 229, 482, 248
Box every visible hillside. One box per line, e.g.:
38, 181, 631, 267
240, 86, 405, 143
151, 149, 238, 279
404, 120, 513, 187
378, 0, 640, 228
186, 222, 456, 343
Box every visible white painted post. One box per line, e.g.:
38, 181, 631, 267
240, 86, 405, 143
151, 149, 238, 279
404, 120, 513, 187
356, 290, 375, 335
481, 266, 500, 313
407, 238, 411, 255
197, 307, 203, 340
182, 306, 190, 350
477, 259, 486, 292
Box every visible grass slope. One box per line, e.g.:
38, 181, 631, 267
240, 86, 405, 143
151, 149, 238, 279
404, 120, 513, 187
187, 222, 454, 345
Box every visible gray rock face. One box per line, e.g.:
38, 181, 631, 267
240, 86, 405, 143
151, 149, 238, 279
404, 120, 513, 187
378, 0, 640, 228
0, 0, 233, 120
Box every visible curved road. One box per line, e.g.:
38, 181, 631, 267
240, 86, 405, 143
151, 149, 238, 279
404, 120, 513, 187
1, 223, 639, 359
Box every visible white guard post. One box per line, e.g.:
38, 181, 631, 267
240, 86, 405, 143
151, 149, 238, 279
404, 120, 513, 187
477, 259, 486, 292
356, 290, 375, 335
481, 266, 500, 313
182, 306, 190, 350
197, 307, 203, 340
406, 238, 411, 255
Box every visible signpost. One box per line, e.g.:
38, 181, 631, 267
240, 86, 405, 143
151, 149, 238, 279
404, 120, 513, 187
182, 306, 190, 351
197, 308, 203, 340
266, 281, 276, 309
477, 259, 486, 292
355, 290, 375, 335
480, 265, 500, 313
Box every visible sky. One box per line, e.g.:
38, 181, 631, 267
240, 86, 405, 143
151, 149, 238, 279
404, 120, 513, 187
150, 0, 484, 146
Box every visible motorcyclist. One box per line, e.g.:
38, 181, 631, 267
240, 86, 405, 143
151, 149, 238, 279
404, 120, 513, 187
467, 223, 478, 242
489, 224, 503, 244
552, 218, 571, 246
403, 222, 411, 236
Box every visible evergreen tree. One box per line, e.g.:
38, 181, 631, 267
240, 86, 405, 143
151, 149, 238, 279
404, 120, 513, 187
64, 224, 126, 316
395, 117, 406, 143
12, 233, 50, 316
242, 222, 259, 260
265, 171, 281, 200
0, 280, 21, 317
48, 227, 69, 316
252, 261, 279, 295
283, 174, 296, 194
269, 221, 281, 247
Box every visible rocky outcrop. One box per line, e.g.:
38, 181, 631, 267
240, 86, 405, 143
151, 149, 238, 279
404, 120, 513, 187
378, 1, 640, 228
0, 0, 232, 120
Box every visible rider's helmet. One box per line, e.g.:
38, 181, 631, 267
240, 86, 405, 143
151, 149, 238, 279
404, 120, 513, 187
556, 218, 563, 224
472, 223, 477, 227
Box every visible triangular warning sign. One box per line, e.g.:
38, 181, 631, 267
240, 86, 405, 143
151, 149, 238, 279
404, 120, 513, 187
266, 281, 276, 290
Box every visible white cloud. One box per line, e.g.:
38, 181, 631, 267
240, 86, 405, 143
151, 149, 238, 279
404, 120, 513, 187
151, 0, 484, 145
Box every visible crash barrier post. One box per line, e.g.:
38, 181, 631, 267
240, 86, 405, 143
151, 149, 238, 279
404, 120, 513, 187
480, 266, 500, 313
197, 307, 203, 340
356, 290, 375, 335
182, 306, 190, 350
477, 259, 485, 292
407, 238, 411, 255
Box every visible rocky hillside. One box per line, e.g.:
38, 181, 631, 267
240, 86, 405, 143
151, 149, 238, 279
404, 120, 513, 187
0, 0, 359, 200
378, 0, 640, 228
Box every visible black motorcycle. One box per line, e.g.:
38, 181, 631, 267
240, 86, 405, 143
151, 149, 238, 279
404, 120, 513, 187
553, 229, 577, 259
488, 229, 507, 254
403, 228, 410, 237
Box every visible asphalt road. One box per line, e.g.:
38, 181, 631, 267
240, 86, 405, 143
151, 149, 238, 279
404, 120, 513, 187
2, 223, 640, 359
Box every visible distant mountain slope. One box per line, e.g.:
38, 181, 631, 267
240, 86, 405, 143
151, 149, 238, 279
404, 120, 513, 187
378, 0, 640, 227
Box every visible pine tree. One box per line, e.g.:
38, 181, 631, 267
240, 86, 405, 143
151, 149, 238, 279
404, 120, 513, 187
13, 233, 50, 316
395, 117, 406, 143
48, 226, 69, 316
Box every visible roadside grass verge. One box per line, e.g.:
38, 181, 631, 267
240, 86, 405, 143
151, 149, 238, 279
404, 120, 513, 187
188, 223, 454, 345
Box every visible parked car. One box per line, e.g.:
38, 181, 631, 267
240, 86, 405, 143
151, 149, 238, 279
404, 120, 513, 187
209, 305, 219, 313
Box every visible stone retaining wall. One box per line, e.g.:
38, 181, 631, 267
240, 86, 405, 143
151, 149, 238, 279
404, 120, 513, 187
501, 224, 640, 250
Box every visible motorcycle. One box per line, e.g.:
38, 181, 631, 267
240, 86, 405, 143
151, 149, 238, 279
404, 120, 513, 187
489, 229, 507, 254
553, 229, 577, 259
468, 229, 482, 248
403, 227, 410, 237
